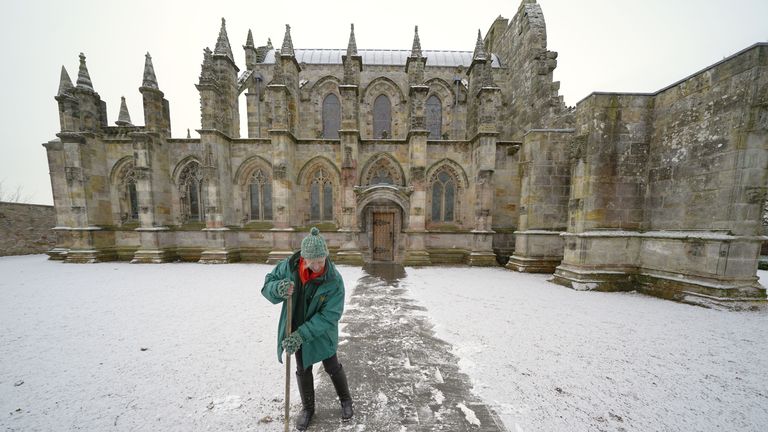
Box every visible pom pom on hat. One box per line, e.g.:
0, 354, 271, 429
301, 227, 329, 259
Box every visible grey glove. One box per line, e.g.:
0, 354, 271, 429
276, 279, 293, 299
282, 332, 303, 354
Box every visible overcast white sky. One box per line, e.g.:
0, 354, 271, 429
1, 0, 766, 205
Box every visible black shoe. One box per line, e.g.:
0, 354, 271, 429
295, 369, 315, 430
329, 365, 354, 420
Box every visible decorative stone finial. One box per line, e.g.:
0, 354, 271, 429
281, 24, 294, 57
473, 29, 487, 61
411, 25, 422, 58
142, 52, 159, 89
76, 53, 94, 91
187, 128, 191, 139
116, 96, 133, 126
214, 17, 235, 61
346, 23, 358, 57
267, 38, 273, 50
245, 29, 254, 47
57, 66, 74, 95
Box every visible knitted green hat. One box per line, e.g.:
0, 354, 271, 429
301, 227, 329, 259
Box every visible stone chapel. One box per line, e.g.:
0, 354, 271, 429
44, 0, 768, 308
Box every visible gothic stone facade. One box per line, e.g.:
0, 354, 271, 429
44, 1, 768, 308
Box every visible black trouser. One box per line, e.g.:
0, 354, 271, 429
295, 349, 342, 376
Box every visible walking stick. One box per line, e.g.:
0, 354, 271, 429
284, 293, 292, 432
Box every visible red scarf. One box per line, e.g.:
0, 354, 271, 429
299, 257, 326, 284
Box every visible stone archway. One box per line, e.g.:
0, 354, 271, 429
355, 185, 411, 263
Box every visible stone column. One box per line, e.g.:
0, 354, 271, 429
335, 84, 364, 265
198, 131, 239, 263
403, 85, 432, 266
467, 86, 501, 266
267, 83, 296, 263
130, 132, 175, 263
553, 94, 650, 290
507, 129, 573, 272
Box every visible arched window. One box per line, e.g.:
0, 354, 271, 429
127, 180, 139, 220
117, 164, 139, 222
373, 94, 391, 139
426, 95, 442, 139
322, 93, 341, 139
179, 162, 205, 222
431, 170, 455, 222
310, 168, 333, 221
248, 169, 272, 220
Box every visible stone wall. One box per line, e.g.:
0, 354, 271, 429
552, 44, 768, 307
487, 1, 566, 140
507, 129, 572, 272
0, 202, 56, 256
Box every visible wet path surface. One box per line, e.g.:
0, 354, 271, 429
307, 264, 508, 431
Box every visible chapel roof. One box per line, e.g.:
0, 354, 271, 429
262, 48, 501, 67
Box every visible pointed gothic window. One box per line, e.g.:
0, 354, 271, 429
426, 95, 442, 139
248, 169, 273, 221
128, 181, 139, 220
322, 93, 341, 139
118, 164, 139, 223
179, 162, 205, 222
310, 168, 333, 221
373, 94, 392, 139
431, 170, 456, 222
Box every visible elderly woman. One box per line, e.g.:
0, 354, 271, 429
261, 227, 354, 430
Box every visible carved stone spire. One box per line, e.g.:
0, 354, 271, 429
281, 24, 294, 57
57, 65, 74, 95
410, 25, 422, 58
116, 96, 133, 126
473, 29, 487, 61
200, 47, 215, 82
245, 29, 254, 48
214, 17, 235, 62
76, 53, 94, 91
346, 24, 358, 57
142, 52, 159, 89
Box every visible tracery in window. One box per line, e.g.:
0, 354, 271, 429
179, 162, 205, 222
248, 169, 272, 220
431, 170, 455, 222
310, 168, 333, 221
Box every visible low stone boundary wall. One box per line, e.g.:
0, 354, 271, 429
0, 202, 56, 256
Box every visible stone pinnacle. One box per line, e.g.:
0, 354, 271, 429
411, 25, 422, 58
281, 24, 294, 57
214, 17, 235, 61
76, 53, 94, 91
142, 52, 159, 89
116, 96, 133, 126
347, 23, 358, 57
57, 65, 74, 95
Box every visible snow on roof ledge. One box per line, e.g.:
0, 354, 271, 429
262, 48, 501, 67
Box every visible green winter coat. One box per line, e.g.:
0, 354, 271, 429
261, 251, 345, 366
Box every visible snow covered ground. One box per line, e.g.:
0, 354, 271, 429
1, 255, 767, 431
0, 255, 362, 432
405, 267, 768, 432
